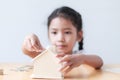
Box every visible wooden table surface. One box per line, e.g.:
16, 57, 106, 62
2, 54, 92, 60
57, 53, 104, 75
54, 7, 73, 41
0, 63, 120, 80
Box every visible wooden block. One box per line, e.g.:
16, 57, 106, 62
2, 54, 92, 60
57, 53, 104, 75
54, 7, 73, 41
31, 46, 62, 79
0, 69, 3, 75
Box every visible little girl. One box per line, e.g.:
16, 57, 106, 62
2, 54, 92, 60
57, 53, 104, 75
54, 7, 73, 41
22, 6, 103, 73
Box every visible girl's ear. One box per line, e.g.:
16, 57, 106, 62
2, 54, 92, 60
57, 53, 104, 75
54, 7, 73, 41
77, 30, 83, 42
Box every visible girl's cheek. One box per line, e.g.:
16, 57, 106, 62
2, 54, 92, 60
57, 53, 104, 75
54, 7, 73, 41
50, 39, 56, 45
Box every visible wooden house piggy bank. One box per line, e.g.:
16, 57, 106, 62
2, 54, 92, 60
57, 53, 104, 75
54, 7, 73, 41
31, 46, 62, 79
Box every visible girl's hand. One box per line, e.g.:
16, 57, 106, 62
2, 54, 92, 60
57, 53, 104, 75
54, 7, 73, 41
57, 54, 85, 73
22, 33, 45, 58
23, 33, 44, 52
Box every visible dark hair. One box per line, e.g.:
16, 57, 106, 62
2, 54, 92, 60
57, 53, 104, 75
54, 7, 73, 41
47, 6, 83, 50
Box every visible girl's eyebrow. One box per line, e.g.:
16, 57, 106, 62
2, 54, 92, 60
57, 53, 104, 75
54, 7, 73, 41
50, 28, 57, 30
50, 28, 72, 30
64, 28, 72, 30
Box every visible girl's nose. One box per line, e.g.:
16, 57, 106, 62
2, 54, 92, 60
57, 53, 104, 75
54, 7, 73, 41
57, 33, 65, 42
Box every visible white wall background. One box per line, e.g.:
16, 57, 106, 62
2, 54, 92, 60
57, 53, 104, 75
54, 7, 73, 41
0, 0, 120, 64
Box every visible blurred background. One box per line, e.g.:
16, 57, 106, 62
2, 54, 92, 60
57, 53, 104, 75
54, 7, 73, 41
0, 0, 120, 64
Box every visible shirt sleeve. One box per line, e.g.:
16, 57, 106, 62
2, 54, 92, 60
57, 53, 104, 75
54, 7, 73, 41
73, 50, 85, 54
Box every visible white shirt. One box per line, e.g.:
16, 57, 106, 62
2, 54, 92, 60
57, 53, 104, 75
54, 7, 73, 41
73, 50, 85, 54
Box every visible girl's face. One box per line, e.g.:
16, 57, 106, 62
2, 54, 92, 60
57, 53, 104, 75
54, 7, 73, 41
48, 17, 82, 54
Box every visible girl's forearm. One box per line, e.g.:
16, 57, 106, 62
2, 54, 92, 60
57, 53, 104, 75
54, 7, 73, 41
82, 54, 103, 69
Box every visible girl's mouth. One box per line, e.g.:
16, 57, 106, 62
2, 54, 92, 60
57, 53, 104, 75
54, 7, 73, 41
57, 45, 66, 49
55, 45, 67, 53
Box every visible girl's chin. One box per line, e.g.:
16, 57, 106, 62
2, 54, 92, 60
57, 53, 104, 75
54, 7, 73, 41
56, 49, 66, 53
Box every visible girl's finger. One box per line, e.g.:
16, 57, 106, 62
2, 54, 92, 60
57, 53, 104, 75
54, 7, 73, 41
59, 61, 72, 72
32, 43, 45, 52
27, 39, 35, 51
63, 64, 74, 73
31, 39, 41, 51
60, 55, 72, 63
33, 44, 40, 51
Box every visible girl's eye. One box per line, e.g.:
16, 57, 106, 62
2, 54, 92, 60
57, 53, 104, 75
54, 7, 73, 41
65, 31, 72, 34
51, 31, 57, 35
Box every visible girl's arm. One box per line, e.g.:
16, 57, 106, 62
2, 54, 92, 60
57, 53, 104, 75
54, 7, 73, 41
81, 54, 103, 69
58, 54, 103, 73
22, 33, 44, 58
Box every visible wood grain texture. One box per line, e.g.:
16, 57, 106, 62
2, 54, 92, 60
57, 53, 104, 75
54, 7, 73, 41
0, 63, 120, 80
